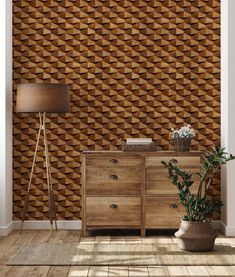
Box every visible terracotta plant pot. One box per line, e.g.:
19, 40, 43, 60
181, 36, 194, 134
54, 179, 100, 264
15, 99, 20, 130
175, 220, 217, 252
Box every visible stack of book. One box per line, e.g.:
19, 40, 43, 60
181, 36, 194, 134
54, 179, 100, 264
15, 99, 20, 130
122, 138, 157, 152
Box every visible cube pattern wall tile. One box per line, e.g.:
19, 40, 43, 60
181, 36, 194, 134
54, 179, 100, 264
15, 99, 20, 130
13, 0, 220, 220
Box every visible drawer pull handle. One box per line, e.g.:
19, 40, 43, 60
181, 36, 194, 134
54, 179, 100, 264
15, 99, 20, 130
109, 174, 118, 180
110, 204, 118, 209
110, 159, 118, 164
170, 203, 178, 209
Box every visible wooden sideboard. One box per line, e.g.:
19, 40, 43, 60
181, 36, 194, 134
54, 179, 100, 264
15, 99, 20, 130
82, 151, 201, 236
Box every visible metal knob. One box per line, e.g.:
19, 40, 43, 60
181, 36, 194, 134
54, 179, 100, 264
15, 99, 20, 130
109, 174, 118, 180
110, 204, 118, 209
170, 203, 178, 209
110, 159, 118, 164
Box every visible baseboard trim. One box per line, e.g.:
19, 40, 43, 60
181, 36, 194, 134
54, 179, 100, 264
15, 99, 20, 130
220, 221, 235, 236
13, 220, 82, 230
0, 220, 225, 236
0, 221, 14, 236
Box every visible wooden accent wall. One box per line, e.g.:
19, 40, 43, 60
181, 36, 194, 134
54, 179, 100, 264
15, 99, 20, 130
13, 0, 220, 220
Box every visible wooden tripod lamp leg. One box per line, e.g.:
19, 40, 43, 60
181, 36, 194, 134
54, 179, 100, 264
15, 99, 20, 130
21, 113, 43, 233
50, 190, 58, 231
43, 112, 58, 231
21, 112, 58, 233
46, 133, 58, 231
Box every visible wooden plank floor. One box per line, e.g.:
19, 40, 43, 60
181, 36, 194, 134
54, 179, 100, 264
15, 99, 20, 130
0, 230, 235, 276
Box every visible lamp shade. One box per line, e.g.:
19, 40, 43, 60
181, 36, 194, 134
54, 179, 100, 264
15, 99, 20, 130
16, 83, 70, 113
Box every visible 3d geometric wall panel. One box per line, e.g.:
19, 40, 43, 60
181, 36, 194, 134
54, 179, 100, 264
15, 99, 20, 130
13, 0, 220, 220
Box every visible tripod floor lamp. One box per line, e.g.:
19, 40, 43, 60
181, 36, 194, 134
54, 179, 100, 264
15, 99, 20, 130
16, 83, 70, 232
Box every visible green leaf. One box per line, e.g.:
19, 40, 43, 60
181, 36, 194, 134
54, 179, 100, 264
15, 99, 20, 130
161, 145, 235, 221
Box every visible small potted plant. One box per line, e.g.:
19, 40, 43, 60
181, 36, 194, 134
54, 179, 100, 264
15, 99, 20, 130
171, 125, 196, 152
162, 146, 235, 251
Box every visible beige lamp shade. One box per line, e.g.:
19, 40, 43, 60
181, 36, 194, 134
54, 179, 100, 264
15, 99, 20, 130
16, 83, 70, 113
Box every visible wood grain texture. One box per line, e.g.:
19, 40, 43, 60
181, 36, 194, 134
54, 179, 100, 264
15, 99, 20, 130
6, 266, 50, 277
68, 266, 89, 277
8, 239, 235, 266
108, 266, 128, 277
128, 266, 149, 276
47, 266, 70, 277
167, 266, 189, 276
83, 152, 144, 234
82, 154, 87, 237
146, 167, 200, 195
186, 266, 210, 276
86, 180, 141, 196
86, 154, 141, 167
146, 196, 185, 228
1, 230, 235, 276
13, 0, 220, 221
148, 266, 169, 277
88, 266, 109, 277
86, 196, 141, 226
86, 166, 141, 183
145, 156, 201, 167
86, 166, 141, 195
83, 152, 201, 233
205, 266, 230, 276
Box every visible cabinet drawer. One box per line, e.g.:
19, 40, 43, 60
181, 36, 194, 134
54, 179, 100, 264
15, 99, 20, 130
146, 156, 200, 168
86, 165, 141, 195
146, 166, 200, 195
86, 196, 141, 226
86, 154, 141, 167
146, 196, 184, 228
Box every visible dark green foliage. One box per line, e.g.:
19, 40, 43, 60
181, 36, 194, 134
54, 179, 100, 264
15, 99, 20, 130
161, 146, 235, 222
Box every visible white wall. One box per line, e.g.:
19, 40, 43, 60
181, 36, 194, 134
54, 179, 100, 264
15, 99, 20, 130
221, 0, 235, 235
0, 0, 13, 235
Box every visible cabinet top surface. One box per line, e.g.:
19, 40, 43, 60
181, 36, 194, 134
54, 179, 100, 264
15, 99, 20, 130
82, 150, 202, 156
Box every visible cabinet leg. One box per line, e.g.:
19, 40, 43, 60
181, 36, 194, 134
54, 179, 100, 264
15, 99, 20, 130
141, 228, 146, 237
82, 227, 89, 237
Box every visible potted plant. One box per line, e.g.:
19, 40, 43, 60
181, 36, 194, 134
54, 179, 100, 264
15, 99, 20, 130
162, 146, 235, 251
171, 125, 196, 151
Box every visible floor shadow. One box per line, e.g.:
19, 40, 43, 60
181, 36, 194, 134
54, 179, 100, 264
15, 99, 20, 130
89, 229, 177, 237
